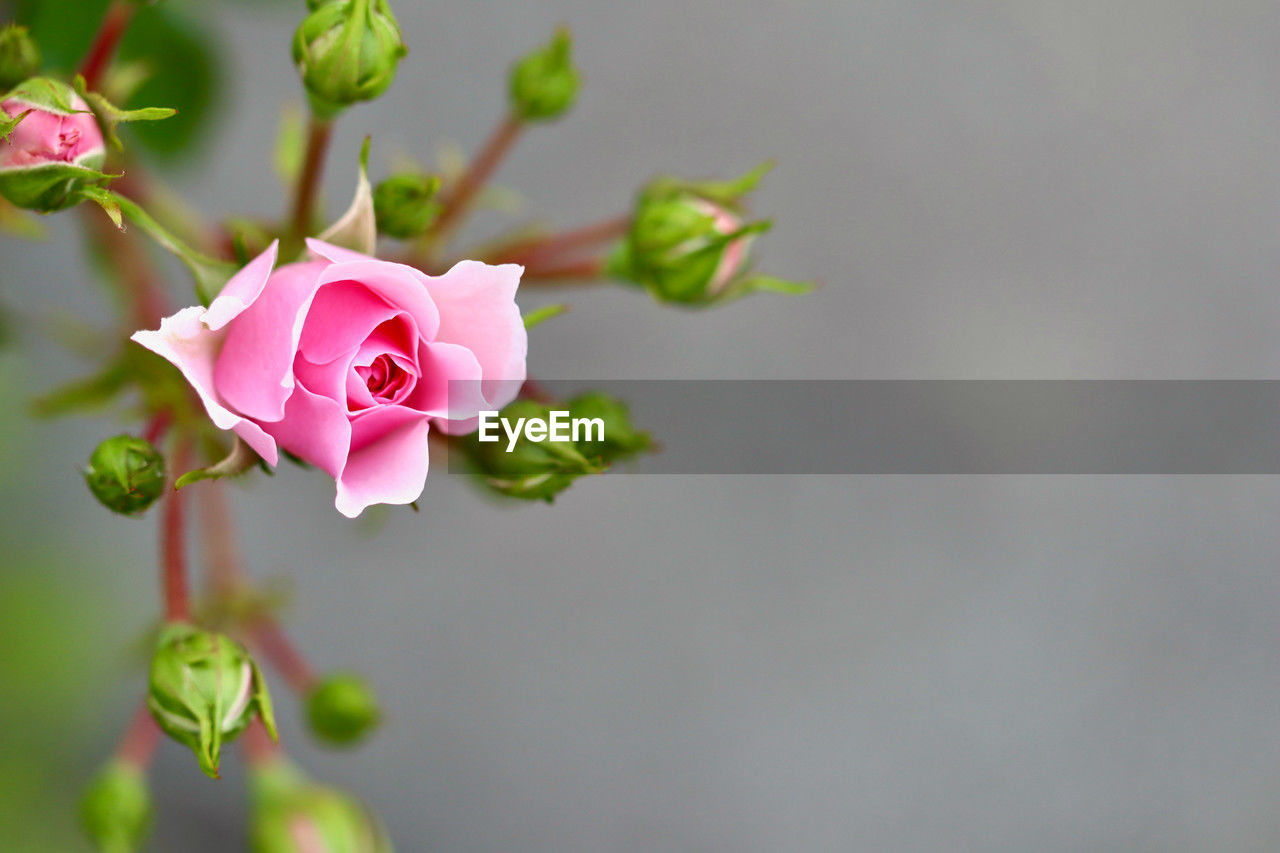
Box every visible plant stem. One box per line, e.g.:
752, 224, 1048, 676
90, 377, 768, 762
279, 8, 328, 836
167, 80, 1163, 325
161, 438, 192, 622
520, 257, 606, 283
81, 206, 169, 329
79, 0, 136, 91
199, 480, 318, 693
115, 700, 160, 768
289, 115, 334, 245
491, 215, 629, 267
429, 114, 525, 250
242, 718, 281, 765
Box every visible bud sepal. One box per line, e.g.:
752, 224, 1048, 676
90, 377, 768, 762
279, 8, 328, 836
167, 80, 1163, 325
80, 760, 153, 853
83, 434, 167, 516
293, 0, 407, 117
509, 27, 580, 123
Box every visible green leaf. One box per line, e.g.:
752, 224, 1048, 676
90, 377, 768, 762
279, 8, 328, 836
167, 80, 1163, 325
75, 74, 175, 150
30, 361, 132, 418
522, 303, 568, 329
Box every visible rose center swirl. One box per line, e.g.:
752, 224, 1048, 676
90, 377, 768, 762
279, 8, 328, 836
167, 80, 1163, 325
354, 353, 415, 405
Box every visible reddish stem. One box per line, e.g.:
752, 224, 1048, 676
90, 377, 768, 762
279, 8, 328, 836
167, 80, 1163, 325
288, 117, 334, 244
199, 481, 318, 693
493, 215, 630, 267
521, 257, 607, 283
143, 410, 171, 445
430, 115, 525, 246
79, 1, 137, 91
161, 439, 192, 622
115, 700, 161, 768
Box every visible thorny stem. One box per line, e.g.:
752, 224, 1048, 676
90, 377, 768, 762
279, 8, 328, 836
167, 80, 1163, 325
78, 0, 136, 92
288, 116, 334, 246
199, 481, 318, 693
491, 215, 629, 267
161, 438, 192, 622
428, 114, 525, 251
115, 700, 161, 769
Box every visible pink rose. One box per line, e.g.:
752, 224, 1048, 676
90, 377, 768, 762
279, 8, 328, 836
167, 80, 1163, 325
1, 89, 103, 170
133, 239, 526, 517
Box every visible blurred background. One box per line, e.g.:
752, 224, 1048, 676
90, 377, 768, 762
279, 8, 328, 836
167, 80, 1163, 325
6, 0, 1280, 849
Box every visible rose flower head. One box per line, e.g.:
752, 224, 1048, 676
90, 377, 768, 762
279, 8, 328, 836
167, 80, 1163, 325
0, 76, 107, 212
132, 240, 527, 517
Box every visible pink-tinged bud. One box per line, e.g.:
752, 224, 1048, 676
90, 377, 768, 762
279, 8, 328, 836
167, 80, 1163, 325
689, 199, 751, 295
0, 77, 107, 212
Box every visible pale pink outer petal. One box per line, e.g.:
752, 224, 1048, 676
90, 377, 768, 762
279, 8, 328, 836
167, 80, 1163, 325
415, 260, 527, 410
213, 260, 328, 422
202, 241, 279, 331
130, 307, 279, 465
335, 409, 431, 518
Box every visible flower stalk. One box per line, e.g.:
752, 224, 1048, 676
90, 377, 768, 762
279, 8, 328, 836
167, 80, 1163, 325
427, 114, 524, 251
161, 437, 192, 622
288, 115, 334, 248
78, 0, 137, 91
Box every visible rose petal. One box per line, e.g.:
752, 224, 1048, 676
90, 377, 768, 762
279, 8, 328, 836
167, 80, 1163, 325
315, 259, 441, 342
202, 241, 279, 331
131, 308, 278, 465
297, 279, 409, 364
415, 260, 527, 409
406, 339, 485, 419
335, 409, 431, 518
261, 382, 351, 479
304, 237, 375, 266
213, 260, 328, 423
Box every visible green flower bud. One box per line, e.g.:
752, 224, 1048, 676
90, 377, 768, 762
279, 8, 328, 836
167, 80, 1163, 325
373, 173, 440, 239
148, 623, 277, 779
0, 25, 40, 91
249, 759, 392, 852
608, 163, 812, 306
0, 77, 110, 213
306, 673, 381, 746
461, 398, 606, 502
80, 760, 152, 853
565, 391, 652, 463
83, 435, 166, 517
509, 27, 580, 122
293, 0, 407, 117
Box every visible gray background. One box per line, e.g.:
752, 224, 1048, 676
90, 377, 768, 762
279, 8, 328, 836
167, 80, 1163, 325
6, 0, 1280, 850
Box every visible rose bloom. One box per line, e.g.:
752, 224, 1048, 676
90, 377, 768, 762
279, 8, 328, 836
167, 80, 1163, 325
0, 88, 104, 170
133, 239, 526, 517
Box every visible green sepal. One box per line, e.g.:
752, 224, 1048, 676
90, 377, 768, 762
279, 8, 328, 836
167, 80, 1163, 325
83, 434, 167, 517
0, 160, 116, 212
317, 136, 376, 254
0, 106, 30, 140
373, 171, 441, 239
509, 26, 580, 123
563, 391, 653, 462
174, 437, 259, 489
73, 74, 176, 151
640, 160, 774, 210
522, 303, 568, 330
2, 75, 83, 113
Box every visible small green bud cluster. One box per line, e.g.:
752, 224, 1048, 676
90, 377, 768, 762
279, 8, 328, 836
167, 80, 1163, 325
306, 672, 382, 745
293, 0, 407, 118
147, 623, 277, 779
249, 759, 392, 852
608, 163, 812, 306
83, 434, 167, 517
509, 28, 580, 122
461, 391, 652, 502
373, 173, 440, 239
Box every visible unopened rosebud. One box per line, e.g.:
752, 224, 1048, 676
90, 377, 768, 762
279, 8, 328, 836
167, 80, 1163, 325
306, 673, 381, 746
509, 27, 580, 122
462, 399, 605, 502
293, 0, 407, 117
0, 77, 108, 212
83, 434, 166, 517
148, 623, 277, 779
0, 25, 40, 91
565, 391, 653, 464
80, 760, 152, 853
249, 759, 392, 852
608, 163, 812, 306
373, 173, 440, 239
